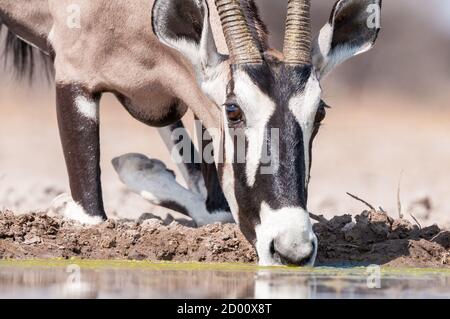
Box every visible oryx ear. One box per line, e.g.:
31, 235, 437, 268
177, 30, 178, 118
312, 0, 382, 80
152, 0, 222, 70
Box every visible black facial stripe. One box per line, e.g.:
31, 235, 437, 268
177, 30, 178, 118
227, 64, 313, 110
279, 65, 313, 100
266, 110, 308, 206
238, 63, 313, 101
217, 128, 257, 243
237, 63, 275, 97
232, 112, 307, 203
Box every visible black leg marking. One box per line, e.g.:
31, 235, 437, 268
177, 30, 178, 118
158, 120, 206, 196
56, 84, 107, 220
199, 125, 230, 214
159, 120, 230, 215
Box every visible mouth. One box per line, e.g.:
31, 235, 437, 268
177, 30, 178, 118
269, 239, 316, 267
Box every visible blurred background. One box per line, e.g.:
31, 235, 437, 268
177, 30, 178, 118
1, 0, 449, 227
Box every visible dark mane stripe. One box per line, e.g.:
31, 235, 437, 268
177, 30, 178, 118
0, 22, 54, 82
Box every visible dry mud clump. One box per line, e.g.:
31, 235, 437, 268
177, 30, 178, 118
0, 210, 449, 267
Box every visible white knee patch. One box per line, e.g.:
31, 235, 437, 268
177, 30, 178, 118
75, 95, 99, 121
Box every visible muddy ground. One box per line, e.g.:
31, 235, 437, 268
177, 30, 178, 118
0, 210, 449, 268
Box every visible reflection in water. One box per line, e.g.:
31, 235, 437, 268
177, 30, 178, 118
0, 264, 449, 299
255, 270, 316, 299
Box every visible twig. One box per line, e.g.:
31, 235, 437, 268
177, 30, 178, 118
409, 212, 422, 230
309, 213, 328, 224
397, 171, 404, 219
346, 192, 376, 211
431, 231, 445, 242
335, 243, 360, 248
379, 206, 387, 214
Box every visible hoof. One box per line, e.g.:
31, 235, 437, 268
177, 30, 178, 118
112, 153, 235, 226
48, 193, 104, 225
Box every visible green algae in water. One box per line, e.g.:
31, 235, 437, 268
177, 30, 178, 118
1, 259, 449, 298
1, 259, 450, 276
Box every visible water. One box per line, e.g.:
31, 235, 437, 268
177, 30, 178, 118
0, 260, 449, 299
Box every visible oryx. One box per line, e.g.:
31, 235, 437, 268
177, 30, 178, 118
1, 0, 381, 266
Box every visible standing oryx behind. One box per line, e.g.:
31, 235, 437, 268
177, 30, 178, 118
1, 0, 381, 266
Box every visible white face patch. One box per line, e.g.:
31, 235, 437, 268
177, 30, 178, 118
255, 202, 317, 266
288, 73, 322, 187
232, 69, 276, 187
75, 95, 99, 121
220, 162, 240, 224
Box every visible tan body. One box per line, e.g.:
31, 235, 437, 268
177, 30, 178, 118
1, 0, 226, 223
0, 0, 52, 51
2, 0, 222, 128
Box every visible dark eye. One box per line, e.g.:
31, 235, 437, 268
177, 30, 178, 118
225, 103, 243, 124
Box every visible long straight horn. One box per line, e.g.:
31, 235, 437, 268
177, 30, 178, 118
283, 0, 312, 65
215, 0, 263, 65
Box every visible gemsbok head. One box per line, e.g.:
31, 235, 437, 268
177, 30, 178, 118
150, 0, 382, 265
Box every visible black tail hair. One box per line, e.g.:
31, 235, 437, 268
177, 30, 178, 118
0, 23, 54, 83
